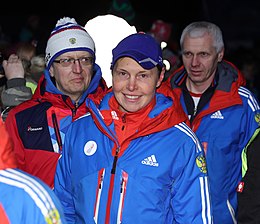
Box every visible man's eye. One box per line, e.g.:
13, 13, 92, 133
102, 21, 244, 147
183, 52, 192, 57
119, 72, 127, 76
62, 59, 71, 63
81, 57, 89, 62
137, 74, 149, 80
200, 52, 209, 57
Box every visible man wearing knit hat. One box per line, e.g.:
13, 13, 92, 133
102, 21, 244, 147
4, 17, 108, 189
54, 32, 213, 223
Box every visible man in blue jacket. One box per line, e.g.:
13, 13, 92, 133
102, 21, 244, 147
54, 32, 213, 223
159, 21, 260, 223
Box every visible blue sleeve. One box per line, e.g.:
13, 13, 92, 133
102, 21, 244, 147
0, 168, 67, 224
240, 87, 260, 146
54, 125, 76, 223
171, 125, 212, 223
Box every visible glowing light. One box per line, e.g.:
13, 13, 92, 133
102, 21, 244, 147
85, 14, 137, 87
161, 41, 167, 50
163, 59, 171, 71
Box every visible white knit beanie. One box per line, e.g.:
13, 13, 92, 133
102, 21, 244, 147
45, 17, 95, 70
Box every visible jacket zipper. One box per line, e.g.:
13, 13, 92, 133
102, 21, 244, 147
117, 171, 128, 223
51, 111, 62, 153
121, 114, 126, 131
105, 147, 120, 224
72, 103, 77, 117
94, 168, 105, 223
193, 106, 198, 116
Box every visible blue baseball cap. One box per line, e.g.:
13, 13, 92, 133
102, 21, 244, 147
111, 32, 163, 70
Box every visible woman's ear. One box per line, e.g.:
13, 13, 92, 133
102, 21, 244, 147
156, 67, 166, 88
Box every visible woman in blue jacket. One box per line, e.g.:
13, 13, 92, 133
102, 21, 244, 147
54, 32, 213, 223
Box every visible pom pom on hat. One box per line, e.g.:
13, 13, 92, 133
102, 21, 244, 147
55, 17, 77, 26
45, 17, 95, 70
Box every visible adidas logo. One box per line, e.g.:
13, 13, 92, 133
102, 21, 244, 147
141, 155, 159, 167
210, 110, 224, 119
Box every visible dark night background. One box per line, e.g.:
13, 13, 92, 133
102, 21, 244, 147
1, 0, 260, 55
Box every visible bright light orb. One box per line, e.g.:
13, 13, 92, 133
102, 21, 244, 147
85, 14, 137, 87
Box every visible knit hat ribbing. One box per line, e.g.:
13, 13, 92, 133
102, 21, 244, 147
45, 17, 95, 70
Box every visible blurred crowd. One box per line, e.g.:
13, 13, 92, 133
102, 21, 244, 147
1, 8, 259, 103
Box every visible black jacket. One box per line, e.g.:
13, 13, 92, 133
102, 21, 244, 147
237, 127, 260, 223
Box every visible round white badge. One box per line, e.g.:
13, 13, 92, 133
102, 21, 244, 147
84, 141, 97, 156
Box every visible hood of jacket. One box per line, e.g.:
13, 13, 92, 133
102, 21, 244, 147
167, 60, 246, 91
157, 60, 247, 131
87, 91, 187, 145
159, 60, 246, 109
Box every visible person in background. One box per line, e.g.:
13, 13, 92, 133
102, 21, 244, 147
4, 41, 38, 94
16, 41, 38, 93
16, 41, 36, 61
107, 0, 136, 26
158, 21, 260, 223
54, 32, 212, 223
19, 15, 41, 49
1, 54, 32, 120
29, 54, 45, 83
0, 115, 67, 224
4, 17, 108, 189
0, 42, 40, 119
148, 19, 181, 81
237, 127, 260, 223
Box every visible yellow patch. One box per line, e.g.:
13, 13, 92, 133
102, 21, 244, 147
69, 38, 76, 44
45, 209, 61, 224
196, 155, 207, 174
255, 113, 260, 125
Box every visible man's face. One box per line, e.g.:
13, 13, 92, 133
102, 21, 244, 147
112, 57, 164, 113
181, 33, 224, 90
49, 51, 94, 102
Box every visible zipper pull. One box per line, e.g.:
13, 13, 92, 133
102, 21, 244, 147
122, 114, 126, 131
111, 147, 120, 174
193, 106, 197, 116
120, 178, 124, 193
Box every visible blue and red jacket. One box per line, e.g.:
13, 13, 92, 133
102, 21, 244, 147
158, 60, 260, 223
4, 64, 107, 188
0, 117, 66, 224
54, 92, 213, 223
